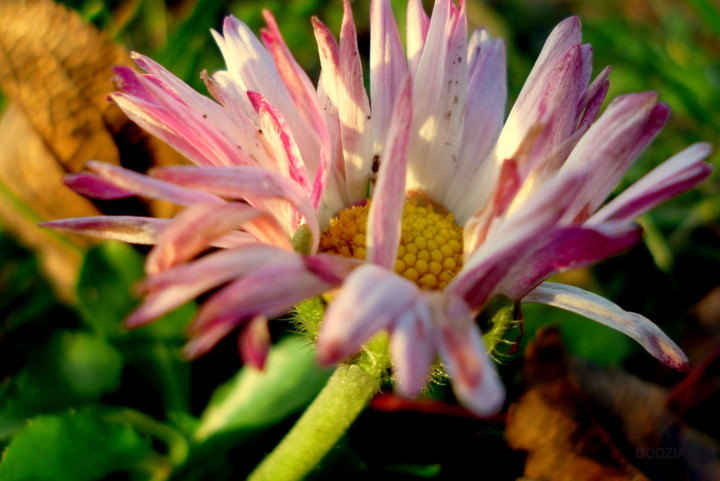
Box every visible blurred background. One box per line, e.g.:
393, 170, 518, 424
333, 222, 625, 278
0, 0, 718, 480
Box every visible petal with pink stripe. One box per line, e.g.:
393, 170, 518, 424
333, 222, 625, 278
367, 75, 413, 269
316, 264, 419, 365
589, 142, 713, 225
435, 293, 505, 416
152, 165, 320, 251
146, 202, 290, 274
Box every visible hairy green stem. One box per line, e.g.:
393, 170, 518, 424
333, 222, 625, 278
248, 299, 517, 481
246, 363, 382, 481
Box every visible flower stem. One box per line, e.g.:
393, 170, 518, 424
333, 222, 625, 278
247, 363, 383, 481
248, 297, 517, 481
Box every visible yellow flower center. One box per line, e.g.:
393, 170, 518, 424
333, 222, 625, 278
320, 198, 463, 290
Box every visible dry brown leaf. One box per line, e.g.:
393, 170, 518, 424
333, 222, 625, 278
506, 328, 650, 481
0, 105, 97, 302
0, 0, 184, 299
574, 359, 720, 481
506, 327, 650, 481
0, 0, 131, 171
691, 286, 720, 329
507, 326, 720, 481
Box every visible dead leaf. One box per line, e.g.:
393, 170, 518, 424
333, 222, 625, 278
0, 105, 97, 302
0, 0, 132, 171
691, 286, 720, 329
506, 326, 720, 481
506, 328, 650, 481
0, 0, 184, 299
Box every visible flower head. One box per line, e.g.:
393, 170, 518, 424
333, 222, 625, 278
44, 0, 712, 415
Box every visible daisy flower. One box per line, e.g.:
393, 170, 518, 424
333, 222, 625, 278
44, 0, 712, 415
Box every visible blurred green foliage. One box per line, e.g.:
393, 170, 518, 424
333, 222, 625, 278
1, 0, 719, 479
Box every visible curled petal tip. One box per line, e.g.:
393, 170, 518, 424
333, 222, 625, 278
240, 316, 271, 370
677, 361, 691, 373
182, 341, 202, 361
124, 312, 152, 330
460, 376, 506, 418
652, 336, 690, 372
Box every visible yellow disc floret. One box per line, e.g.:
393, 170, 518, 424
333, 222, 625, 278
320, 198, 463, 290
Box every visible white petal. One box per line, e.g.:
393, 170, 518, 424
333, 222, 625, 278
523, 282, 689, 370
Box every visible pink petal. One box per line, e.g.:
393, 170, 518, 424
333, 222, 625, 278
184, 322, 236, 359
113, 65, 155, 102
186, 258, 330, 357
559, 92, 669, 222
406, 0, 430, 76
202, 70, 274, 166
146, 202, 290, 274
313, 6, 373, 203
111, 66, 256, 167
213, 13, 319, 167
524, 282, 689, 371
498, 223, 643, 300
367, 75, 413, 269
260, 11, 333, 211
370, 0, 409, 147
495, 17, 582, 163
239, 315, 271, 370
339, 0, 375, 202
589, 142, 713, 225
435, 293, 505, 416
304, 253, 362, 286
406, 0, 469, 203
41, 216, 168, 245
213, 16, 287, 101
462, 157, 521, 255
533, 44, 588, 155
523, 17, 582, 93
151, 165, 319, 251
453, 172, 586, 309
261, 11, 325, 138
247, 90, 311, 195
112, 93, 220, 167
316, 264, 419, 365
311, 22, 351, 222
41, 216, 255, 249
132, 53, 239, 129
389, 299, 435, 398
576, 65, 611, 133
64, 172, 134, 200
447, 30, 506, 221
85, 161, 224, 206
128, 244, 294, 327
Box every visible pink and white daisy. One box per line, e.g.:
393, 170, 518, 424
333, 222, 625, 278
44, 0, 712, 415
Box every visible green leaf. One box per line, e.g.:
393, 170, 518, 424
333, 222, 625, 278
76, 241, 191, 339
379, 463, 442, 478
522, 303, 634, 366
195, 335, 332, 441
0, 408, 155, 481
0, 330, 122, 437
75, 242, 194, 415
76, 241, 144, 336
53, 330, 123, 398
0, 228, 69, 334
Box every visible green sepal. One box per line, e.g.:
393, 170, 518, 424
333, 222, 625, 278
292, 296, 326, 340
